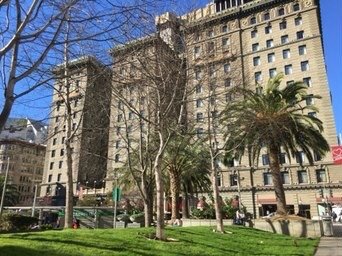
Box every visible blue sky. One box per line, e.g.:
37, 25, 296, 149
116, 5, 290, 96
7, 0, 342, 136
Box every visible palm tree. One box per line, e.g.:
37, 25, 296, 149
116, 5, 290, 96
163, 136, 211, 221
221, 74, 330, 215
0, 177, 20, 206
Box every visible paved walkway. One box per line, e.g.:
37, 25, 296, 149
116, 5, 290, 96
315, 223, 342, 256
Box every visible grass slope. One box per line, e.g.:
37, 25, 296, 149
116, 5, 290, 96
0, 226, 318, 256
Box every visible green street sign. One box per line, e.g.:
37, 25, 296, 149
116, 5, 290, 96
112, 187, 121, 202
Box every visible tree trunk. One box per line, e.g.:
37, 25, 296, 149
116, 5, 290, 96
155, 159, 165, 240
211, 162, 224, 232
0, 93, 14, 132
181, 191, 189, 219
269, 144, 287, 215
144, 198, 153, 227
169, 166, 180, 222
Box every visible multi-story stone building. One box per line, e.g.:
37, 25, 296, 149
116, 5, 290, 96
0, 139, 45, 205
172, 0, 340, 218
0, 118, 48, 144
40, 56, 112, 202
153, 0, 341, 218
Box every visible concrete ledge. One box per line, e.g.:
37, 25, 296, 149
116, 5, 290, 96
182, 218, 233, 227
253, 219, 323, 238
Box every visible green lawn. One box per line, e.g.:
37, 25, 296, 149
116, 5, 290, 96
0, 226, 318, 256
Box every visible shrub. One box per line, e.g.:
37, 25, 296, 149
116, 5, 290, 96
129, 213, 144, 223
0, 213, 38, 232
116, 214, 131, 223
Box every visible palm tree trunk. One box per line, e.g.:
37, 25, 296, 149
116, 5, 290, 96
211, 162, 224, 232
169, 166, 180, 222
269, 144, 287, 215
181, 190, 189, 219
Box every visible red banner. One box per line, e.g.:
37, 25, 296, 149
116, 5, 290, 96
332, 146, 342, 165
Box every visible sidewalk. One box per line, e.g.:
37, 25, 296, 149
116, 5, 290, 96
314, 223, 342, 256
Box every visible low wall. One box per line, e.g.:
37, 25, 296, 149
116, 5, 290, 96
182, 218, 323, 238
182, 218, 234, 227
253, 219, 323, 238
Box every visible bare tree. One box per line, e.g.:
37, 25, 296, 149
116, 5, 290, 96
110, 29, 187, 239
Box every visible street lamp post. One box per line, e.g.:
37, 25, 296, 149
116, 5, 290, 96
0, 157, 10, 217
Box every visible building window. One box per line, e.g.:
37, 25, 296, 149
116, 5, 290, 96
207, 29, 214, 38
115, 140, 121, 149
117, 114, 123, 122
196, 99, 203, 108
196, 84, 202, 94
230, 174, 238, 186
61, 137, 65, 144
222, 25, 228, 33
225, 93, 233, 102
254, 72, 262, 82
306, 95, 314, 106
262, 154, 269, 165
283, 49, 290, 59
301, 61, 309, 71
196, 113, 204, 123
57, 173, 61, 182
252, 43, 259, 52
72, 123, 76, 131
256, 86, 263, 94
267, 53, 275, 63
49, 162, 54, 170
308, 112, 317, 117
251, 29, 258, 38
128, 112, 134, 120
295, 16, 302, 26
194, 46, 201, 58
316, 169, 326, 183
195, 68, 202, 80
278, 8, 285, 16
265, 25, 272, 34
223, 63, 231, 73
279, 20, 287, 30
314, 151, 322, 161
266, 39, 273, 48
115, 154, 120, 163
264, 12, 270, 21
52, 138, 57, 145
116, 127, 121, 135
253, 56, 261, 66
51, 150, 55, 157
58, 161, 63, 169
222, 38, 230, 47
217, 174, 221, 187
127, 125, 132, 133
303, 77, 312, 87
296, 151, 305, 164
284, 65, 293, 75
225, 78, 232, 87
48, 174, 52, 182
60, 148, 64, 156
207, 41, 215, 54
263, 173, 273, 186
281, 171, 290, 184
299, 45, 307, 55
293, 3, 300, 11
281, 35, 289, 44
269, 68, 277, 78
250, 16, 256, 25
297, 30, 304, 39
279, 153, 286, 164
196, 128, 204, 138
298, 170, 308, 184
